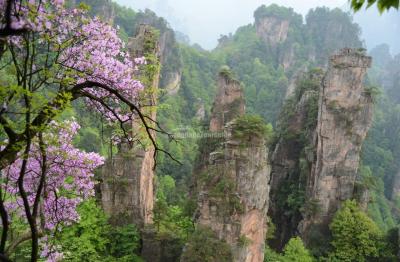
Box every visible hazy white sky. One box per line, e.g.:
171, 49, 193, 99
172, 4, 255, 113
115, 0, 400, 53
116, 0, 347, 48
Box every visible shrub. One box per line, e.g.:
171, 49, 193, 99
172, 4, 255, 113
283, 237, 314, 262
329, 200, 383, 261
181, 226, 232, 262
232, 114, 273, 142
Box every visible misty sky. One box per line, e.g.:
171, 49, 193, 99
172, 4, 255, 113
115, 0, 400, 53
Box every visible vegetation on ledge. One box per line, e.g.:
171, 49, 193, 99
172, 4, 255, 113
181, 226, 233, 262
232, 114, 274, 143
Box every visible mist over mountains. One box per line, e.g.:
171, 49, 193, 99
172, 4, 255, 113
115, 0, 400, 54
353, 8, 400, 54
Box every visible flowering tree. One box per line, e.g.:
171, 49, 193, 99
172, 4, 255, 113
0, 0, 169, 261
3, 119, 104, 261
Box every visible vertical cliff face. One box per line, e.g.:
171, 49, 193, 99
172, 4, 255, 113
300, 48, 373, 238
253, 5, 306, 74
209, 69, 246, 132
268, 70, 322, 249
196, 134, 270, 262
101, 25, 160, 227
255, 16, 289, 48
306, 9, 364, 67
184, 71, 270, 262
132, 10, 182, 94
75, 0, 114, 21
100, 150, 154, 226
269, 49, 373, 249
254, 11, 295, 72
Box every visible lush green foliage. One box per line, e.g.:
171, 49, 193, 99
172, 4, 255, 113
254, 4, 303, 24
213, 24, 288, 123
51, 200, 143, 262
152, 174, 194, 261
264, 246, 284, 262
329, 200, 385, 261
232, 114, 274, 142
180, 226, 232, 262
306, 7, 362, 64
282, 237, 314, 262
54, 200, 110, 261
106, 225, 143, 261
361, 45, 400, 233
264, 237, 314, 262
155, 45, 220, 183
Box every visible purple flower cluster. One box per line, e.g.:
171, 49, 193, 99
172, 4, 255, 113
0, 0, 64, 32
2, 0, 146, 123
3, 119, 104, 261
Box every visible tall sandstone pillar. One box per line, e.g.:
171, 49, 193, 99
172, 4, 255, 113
268, 48, 373, 249
184, 70, 270, 262
300, 48, 373, 237
100, 25, 160, 227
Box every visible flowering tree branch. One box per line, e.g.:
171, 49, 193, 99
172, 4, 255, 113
0, 79, 180, 172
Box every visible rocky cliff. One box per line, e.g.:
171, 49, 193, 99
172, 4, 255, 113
183, 70, 270, 262
133, 10, 183, 93
253, 5, 364, 81
300, 48, 373, 238
269, 48, 373, 249
209, 69, 245, 132
75, 0, 114, 22
254, 5, 302, 72
268, 70, 322, 249
306, 8, 364, 67
255, 16, 289, 48
100, 25, 160, 227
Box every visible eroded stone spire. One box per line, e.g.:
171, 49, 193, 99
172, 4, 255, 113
100, 25, 161, 227
183, 68, 270, 262
300, 48, 373, 239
